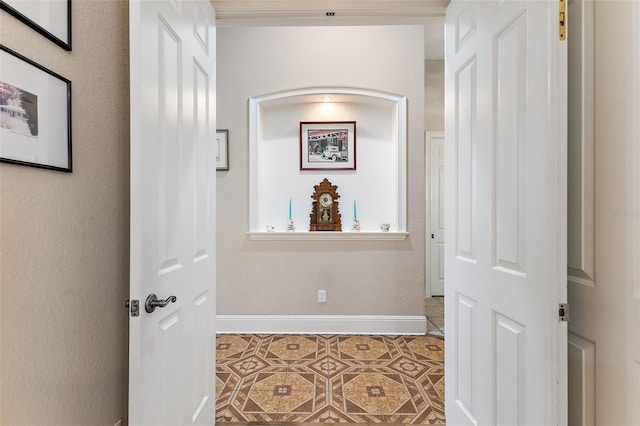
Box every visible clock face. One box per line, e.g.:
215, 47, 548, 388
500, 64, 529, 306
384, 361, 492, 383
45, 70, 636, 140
319, 193, 333, 208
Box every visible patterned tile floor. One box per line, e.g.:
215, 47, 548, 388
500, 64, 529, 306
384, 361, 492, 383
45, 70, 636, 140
215, 334, 445, 424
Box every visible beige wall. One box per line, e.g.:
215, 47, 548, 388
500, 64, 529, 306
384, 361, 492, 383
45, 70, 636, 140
425, 59, 444, 131
216, 25, 426, 317
0, 1, 129, 424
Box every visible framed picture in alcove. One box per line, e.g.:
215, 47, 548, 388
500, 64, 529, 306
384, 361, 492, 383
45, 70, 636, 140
300, 121, 356, 171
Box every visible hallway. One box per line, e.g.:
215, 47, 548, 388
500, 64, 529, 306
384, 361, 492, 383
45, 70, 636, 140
215, 334, 445, 424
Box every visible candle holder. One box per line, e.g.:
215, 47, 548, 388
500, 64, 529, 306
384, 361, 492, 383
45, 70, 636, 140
351, 200, 359, 231
287, 198, 295, 231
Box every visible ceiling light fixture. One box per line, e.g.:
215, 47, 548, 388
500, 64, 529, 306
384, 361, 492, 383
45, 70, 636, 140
321, 96, 333, 102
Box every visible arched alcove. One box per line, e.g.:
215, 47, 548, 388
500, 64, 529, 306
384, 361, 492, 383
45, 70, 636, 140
248, 87, 408, 240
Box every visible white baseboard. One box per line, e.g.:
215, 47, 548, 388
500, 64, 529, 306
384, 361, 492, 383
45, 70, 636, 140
216, 315, 427, 335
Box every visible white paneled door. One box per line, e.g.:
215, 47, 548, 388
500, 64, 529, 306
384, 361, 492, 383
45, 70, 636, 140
444, 1, 567, 425
129, 0, 217, 424
428, 131, 445, 296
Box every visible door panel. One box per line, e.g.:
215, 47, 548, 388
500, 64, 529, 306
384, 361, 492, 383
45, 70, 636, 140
454, 59, 476, 263
129, 0, 217, 424
567, 332, 596, 425
455, 293, 475, 413
494, 11, 527, 276
494, 313, 526, 425
566, 0, 595, 288
445, 1, 567, 424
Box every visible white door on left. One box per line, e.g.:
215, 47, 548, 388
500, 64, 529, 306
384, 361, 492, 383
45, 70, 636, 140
128, 0, 217, 424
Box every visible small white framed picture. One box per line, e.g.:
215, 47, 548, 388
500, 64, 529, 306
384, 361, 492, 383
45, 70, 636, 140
216, 129, 229, 171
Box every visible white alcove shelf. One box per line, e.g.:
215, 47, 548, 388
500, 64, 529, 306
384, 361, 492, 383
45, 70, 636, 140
248, 87, 408, 241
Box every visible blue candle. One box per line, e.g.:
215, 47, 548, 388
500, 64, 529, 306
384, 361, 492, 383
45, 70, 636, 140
289, 198, 292, 219
353, 199, 357, 218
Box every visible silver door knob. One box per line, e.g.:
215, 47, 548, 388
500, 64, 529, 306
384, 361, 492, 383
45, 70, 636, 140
145, 294, 177, 313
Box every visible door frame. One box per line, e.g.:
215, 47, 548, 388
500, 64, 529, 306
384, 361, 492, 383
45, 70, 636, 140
630, 2, 640, 420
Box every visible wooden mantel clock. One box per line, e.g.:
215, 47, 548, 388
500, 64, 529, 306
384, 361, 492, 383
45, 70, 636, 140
309, 178, 342, 231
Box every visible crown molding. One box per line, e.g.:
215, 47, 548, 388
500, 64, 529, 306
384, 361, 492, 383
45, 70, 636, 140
212, 0, 448, 23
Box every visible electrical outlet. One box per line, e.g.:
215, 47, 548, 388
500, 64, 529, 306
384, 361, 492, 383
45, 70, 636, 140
318, 290, 327, 303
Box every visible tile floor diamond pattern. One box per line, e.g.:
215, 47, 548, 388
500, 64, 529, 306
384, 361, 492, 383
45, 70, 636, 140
216, 334, 445, 424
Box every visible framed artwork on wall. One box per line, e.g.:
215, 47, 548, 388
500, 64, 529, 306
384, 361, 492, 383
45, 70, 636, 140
300, 121, 356, 171
0, 45, 72, 172
0, 0, 72, 51
216, 129, 229, 170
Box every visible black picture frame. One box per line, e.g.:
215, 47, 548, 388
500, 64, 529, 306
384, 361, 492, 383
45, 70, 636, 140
300, 121, 356, 171
0, 45, 72, 173
216, 129, 229, 171
0, 0, 72, 51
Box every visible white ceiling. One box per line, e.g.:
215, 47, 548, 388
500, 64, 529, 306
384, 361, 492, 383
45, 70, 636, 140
211, 0, 449, 59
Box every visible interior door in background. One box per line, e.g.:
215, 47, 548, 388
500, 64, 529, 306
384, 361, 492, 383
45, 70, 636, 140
128, 0, 217, 424
427, 131, 445, 297
444, 0, 568, 424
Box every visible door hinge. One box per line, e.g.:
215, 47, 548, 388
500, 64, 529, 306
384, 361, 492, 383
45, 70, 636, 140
559, 303, 570, 322
126, 299, 140, 317
559, 0, 566, 41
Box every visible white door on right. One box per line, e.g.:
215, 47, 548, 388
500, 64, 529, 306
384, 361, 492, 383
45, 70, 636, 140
444, 1, 568, 425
